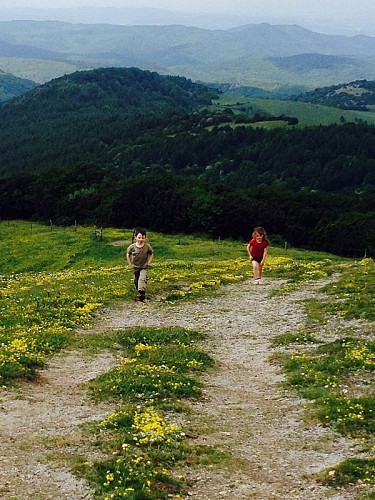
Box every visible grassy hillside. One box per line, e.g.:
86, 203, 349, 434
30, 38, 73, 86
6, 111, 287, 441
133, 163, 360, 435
0, 56, 82, 84
1, 220, 373, 498
214, 95, 375, 126
0, 218, 352, 364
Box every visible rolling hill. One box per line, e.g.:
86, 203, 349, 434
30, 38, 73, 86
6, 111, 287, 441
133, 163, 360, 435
0, 21, 374, 90
291, 79, 375, 111
0, 69, 37, 102
0, 66, 217, 176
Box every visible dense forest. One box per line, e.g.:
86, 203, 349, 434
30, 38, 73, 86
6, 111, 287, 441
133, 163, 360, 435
0, 67, 374, 257
0, 67, 217, 176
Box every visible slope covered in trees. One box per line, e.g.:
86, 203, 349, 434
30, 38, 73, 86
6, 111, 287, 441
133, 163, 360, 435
292, 79, 375, 111
0, 69, 37, 102
0, 67, 374, 257
0, 67, 217, 175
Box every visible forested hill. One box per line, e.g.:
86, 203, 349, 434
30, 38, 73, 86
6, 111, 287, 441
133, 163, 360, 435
0, 66, 374, 257
0, 70, 37, 102
0, 66, 374, 194
0, 67, 217, 175
292, 79, 375, 111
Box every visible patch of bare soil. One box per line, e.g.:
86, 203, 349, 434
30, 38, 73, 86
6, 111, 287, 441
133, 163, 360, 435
0, 352, 117, 499
0, 277, 369, 499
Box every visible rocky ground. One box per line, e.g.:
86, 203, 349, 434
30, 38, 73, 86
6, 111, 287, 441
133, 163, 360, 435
0, 276, 369, 499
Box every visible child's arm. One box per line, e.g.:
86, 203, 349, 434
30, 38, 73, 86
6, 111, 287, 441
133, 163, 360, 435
247, 243, 253, 260
146, 248, 154, 266
261, 247, 268, 265
126, 249, 133, 266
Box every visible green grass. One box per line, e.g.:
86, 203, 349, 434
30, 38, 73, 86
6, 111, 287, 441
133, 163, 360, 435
271, 331, 320, 347
83, 326, 215, 499
213, 95, 375, 127
88, 326, 214, 405
317, 259, 375, 321
0, 220, 353, 385
318, 458, 375, 489
0, 221, 127, 274
1, 220, 374, 497
273, 258, 374, 493
279, 336, 375, 434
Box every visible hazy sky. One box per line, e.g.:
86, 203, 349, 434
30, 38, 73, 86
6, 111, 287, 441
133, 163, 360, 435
0, 0, 374, 34
0, 0, 372, 16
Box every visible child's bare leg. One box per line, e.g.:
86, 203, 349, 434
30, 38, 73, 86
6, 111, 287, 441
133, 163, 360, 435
258, 263, 263, 278
252, 260, 260, 279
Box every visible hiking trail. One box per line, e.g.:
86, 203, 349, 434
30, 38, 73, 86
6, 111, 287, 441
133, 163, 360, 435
0, 277, 364, 499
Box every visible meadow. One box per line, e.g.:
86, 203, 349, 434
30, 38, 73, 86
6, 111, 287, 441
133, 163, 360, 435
0, 220, 373, 499
214, 95, 375, 127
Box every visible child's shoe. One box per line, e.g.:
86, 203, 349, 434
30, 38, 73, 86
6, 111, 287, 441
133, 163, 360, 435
138, 290, 146, 302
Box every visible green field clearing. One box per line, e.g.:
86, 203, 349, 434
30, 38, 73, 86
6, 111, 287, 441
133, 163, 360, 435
214, 95, 375, 127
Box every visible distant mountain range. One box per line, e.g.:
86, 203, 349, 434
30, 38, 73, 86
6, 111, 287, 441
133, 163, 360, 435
0, 21, 374, 91
0, 6, 373, 36
0, 7, 254, 31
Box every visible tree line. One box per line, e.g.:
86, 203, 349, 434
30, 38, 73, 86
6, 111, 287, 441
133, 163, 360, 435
0, 163, 373, 257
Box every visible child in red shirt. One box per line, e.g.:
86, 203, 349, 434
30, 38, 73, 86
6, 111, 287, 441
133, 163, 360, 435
247, 226, 269, 284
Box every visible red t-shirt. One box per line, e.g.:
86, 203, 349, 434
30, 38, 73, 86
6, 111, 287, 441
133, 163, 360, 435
249, 238, 269, 259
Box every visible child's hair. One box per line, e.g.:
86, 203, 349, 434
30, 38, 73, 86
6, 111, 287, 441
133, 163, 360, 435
252, 226, 268, 241
132, 226, 147, 242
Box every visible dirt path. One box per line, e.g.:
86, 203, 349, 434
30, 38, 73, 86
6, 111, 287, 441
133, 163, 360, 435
0, 352, 117, 499
0, 277, 361, 499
